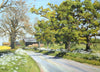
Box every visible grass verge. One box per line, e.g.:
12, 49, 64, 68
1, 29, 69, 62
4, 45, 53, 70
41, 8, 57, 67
44, 43, 100, 52
16, 55, 40, 72
0, 49, 40, 72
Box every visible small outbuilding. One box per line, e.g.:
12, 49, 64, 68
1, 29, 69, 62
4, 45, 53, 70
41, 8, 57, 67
23, 37, 38, 46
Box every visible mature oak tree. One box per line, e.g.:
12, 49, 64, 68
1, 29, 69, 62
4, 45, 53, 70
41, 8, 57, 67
31, 0, 80, 50
78, 0, 100, 50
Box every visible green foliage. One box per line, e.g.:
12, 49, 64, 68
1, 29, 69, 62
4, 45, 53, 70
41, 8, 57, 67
19, 40, 25, 47
31, 0, 100, 50
65, 52, 100, 61
64, 56, 100, 65
23, 56, 40, 72
79, 0, 100, 50
0, 49, 16, 53
34, 20, 56, 44
44, 43, 64, 49
91, 38, 100, 43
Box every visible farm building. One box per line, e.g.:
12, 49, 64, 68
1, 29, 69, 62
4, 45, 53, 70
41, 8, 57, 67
23, 37, 38, 46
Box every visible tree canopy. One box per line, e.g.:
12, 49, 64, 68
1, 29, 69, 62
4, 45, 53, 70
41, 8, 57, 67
30, 0, 100, 51
31, 0, 100, 50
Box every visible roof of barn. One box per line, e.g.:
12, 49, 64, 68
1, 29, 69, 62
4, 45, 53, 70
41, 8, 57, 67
23, 37, 37, 42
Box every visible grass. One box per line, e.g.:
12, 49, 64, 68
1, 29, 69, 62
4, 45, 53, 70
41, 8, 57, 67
63, 55, 100, 65
0, 55, 40, 72
72, 43, 100, 51
44, 43, 100, 52
0, 49, 17, 53
91, 43, 100, 52
0, 49, 40, 72
16, 56, 40, 72
44, 43, 64, 49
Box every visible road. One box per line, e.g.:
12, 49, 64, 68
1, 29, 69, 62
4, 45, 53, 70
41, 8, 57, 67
26, 51, 100, 72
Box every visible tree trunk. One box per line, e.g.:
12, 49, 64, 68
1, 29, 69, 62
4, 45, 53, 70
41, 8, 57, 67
65, 41, 71, 51
10, 33, 16, 49
38, 41, 40, 48
10, 38, 15, 49
47, 42, 49, 49
86, 36, 90, 51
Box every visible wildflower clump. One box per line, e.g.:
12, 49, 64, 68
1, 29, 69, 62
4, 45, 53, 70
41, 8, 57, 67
0, 46, 11, 50
0, 49, 27, 72
15, 48, 26, 55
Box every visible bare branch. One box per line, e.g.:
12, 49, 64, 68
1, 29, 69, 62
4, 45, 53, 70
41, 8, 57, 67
0, 0, 12, 13
0, 0, 5, 8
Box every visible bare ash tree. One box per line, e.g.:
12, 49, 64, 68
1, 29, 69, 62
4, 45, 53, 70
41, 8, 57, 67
0, 0, 12, 13
0, 0, 31, 49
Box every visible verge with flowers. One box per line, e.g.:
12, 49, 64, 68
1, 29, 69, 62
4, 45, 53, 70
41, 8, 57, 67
0, 48, 40, 72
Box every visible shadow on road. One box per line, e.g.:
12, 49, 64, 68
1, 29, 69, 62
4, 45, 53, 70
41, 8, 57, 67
44, 51, 55, 55
29, 51, 66, 60
55, 52, 66, 57
47, 56, 61, 59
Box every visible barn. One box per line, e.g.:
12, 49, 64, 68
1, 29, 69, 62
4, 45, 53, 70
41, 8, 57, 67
23, 38, 38, 46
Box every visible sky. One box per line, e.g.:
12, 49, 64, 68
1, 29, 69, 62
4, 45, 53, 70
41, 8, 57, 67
25, 0, 65, 23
